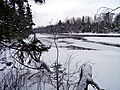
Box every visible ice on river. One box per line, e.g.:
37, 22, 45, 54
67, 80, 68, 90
40, 34, 120, 90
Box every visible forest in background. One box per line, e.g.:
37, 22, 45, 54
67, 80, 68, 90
33, 10, 120, 34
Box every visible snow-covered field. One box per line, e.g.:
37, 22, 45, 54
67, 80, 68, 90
39, 33, 120, 90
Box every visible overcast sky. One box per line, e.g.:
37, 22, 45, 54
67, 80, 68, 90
29, 0, 120, 27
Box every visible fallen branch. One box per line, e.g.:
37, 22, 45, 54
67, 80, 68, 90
76, 63, 104, 90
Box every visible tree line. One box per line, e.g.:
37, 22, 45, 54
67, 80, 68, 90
34, 12, 120, 34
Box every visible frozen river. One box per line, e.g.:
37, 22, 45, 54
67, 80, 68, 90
0, 33, 120, 90
39, 34, 120, 90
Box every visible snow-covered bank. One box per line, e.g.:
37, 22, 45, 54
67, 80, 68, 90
60, 32, 120, 36
58, 33, 120, 37
84, 37, 120, 45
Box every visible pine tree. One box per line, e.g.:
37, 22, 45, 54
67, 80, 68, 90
113, 13, 120, 32
0, 0, 49, 65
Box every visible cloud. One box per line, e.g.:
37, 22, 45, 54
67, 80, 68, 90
29, 0, 120, 26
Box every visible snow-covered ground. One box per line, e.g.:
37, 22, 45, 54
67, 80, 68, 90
39, 34, 120, 90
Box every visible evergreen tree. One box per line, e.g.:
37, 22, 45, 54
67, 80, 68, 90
0, 0, 30, 41
0, 0, 45, 41
113, 13, 120, 32
0, 0, 49, 67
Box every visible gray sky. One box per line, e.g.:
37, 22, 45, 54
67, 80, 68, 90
29, 0, 120, 27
